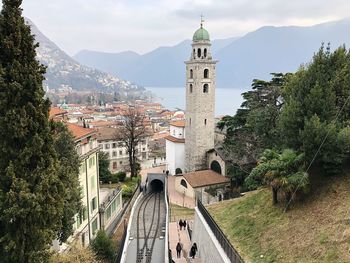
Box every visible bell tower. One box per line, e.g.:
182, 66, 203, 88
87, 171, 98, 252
185, 19, 218, 172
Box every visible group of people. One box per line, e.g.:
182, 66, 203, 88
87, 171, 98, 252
174, 219, 198, 260
179, 219, 187, 230
175, 242, 198, 259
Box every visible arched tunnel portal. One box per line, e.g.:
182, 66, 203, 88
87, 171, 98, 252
149, 179, 164, 193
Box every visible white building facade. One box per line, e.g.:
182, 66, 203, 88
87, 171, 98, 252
165, 121, 185, 175
96, 127, 150, 173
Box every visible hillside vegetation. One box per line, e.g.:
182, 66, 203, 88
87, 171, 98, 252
207, 173, 350, 263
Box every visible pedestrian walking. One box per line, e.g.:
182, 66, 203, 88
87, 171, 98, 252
183, 220, 187, 230
193, 242, 198, 252
179, 219, 183, 230
176, 242, 182, 258
190, 245, 196, 259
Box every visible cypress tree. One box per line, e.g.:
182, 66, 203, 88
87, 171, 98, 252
0, 1, 69, 262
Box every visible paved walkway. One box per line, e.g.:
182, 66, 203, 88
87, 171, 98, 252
169, 222, 200, 263
168, 176, 196, 208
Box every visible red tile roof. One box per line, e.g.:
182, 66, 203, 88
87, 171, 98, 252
66, 123, 95, 140
170, 120, 185, 127
49, 107, 67, 119
183, 170, 230, 188
165, 135, 185, 143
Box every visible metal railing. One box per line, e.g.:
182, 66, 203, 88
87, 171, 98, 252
114, 222, 127, 263
197, 200, 244, 263
113, 183, 140, 263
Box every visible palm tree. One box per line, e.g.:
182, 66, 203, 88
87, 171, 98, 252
247, 149, 309, 208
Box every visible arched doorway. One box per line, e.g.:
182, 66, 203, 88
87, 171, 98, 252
175, 168, 183, 175
210, 160, 222, 174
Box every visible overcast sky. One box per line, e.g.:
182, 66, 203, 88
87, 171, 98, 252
13, 0, 350, 55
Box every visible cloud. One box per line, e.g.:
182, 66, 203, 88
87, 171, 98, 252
6, 0, 350, 55
175, 0, 350, 22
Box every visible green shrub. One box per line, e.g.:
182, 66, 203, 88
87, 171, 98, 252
122, 185, 134, 199
91, 230, 115, 263
116, 171, 127, 182
109, 173, 119, 184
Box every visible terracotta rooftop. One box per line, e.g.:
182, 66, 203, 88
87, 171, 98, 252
165, 135, 185, 143
170, 120, 185, 127
96, 127, 116, 141
66, 123, 95, 140
153, 131, 170, 140
49, 107, 67, 119
183, 170, 230, 188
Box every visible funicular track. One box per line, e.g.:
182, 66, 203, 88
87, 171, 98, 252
135, 191, 162, 263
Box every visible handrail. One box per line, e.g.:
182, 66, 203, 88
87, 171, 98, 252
197, 200, 245, 263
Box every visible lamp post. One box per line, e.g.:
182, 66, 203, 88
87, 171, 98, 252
182, 189, 185, 207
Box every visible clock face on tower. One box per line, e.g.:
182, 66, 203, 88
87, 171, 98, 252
184, 21, 218, 173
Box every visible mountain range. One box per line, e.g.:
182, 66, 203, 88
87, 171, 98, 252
27, 19, 143, 95
74, 18, 350, 88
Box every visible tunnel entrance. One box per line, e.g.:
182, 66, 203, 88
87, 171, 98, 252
149, 179, 164, 193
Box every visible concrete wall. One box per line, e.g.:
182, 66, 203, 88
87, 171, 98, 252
192, 208, 231, 263
207, 151, 226, 176
170, 125, 185, 139
174, 175, 195, 199
166, 140, 185, 175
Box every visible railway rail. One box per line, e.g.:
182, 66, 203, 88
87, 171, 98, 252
135, 192, 162, 263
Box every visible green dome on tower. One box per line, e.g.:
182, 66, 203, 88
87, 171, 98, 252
193, 26, 210, 41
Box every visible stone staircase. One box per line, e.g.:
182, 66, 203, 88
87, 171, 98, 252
169, 222, 200, 263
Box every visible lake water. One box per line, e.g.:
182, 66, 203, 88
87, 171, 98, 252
146, 87, 248, 116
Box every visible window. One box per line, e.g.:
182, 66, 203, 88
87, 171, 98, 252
92, 218, 98, 235
193, 49, 196, 59
119, 161, 123, 165
112, 151, 117, 157
142, 147, 146, 151
76, 213, 82, 228
181, 179, 188, 188
204, 119, 207, 125
204, 48, 207, 58
204, 69, 209, 78
91, 197, 97, 212
83, 207, 87, 221
203, 84, 209, 93
119, 150, 123, 155
106, 206, 112, 220
189, 118, 191, 126
190, 69, 193, 79
112, 143, 117, 148
113, 162, 117, 169
117, 142, 124, 147
197, 48, 201, 58
189, 84, 193, 93
105, 144, 110, 149
111, 199, 116, 213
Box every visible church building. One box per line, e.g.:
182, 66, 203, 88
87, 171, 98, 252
165, 20, 230, 202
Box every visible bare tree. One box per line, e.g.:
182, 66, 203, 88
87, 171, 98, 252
115, 108, 148, 178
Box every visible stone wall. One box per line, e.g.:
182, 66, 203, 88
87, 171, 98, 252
191, 208, 231, 263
